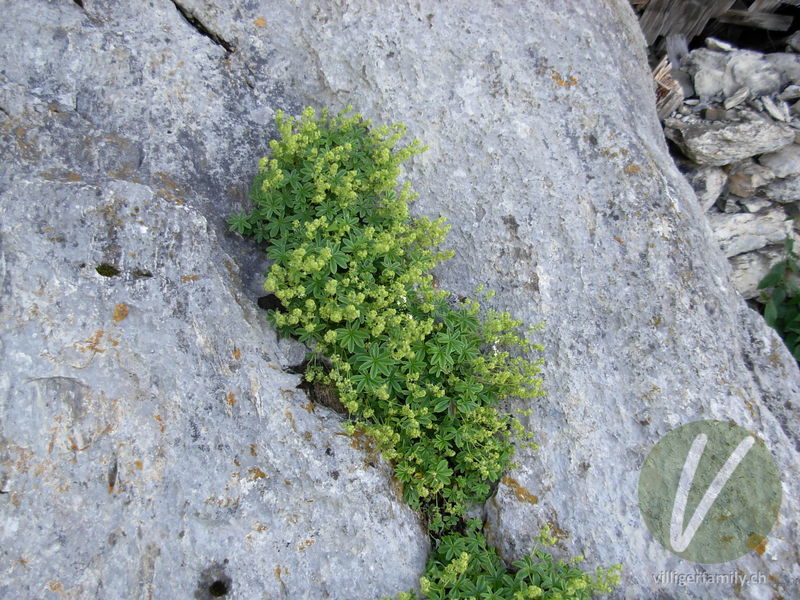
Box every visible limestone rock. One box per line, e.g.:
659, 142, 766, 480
684, 48, 727, 99
727, 160, 775, 197
765, 53, 800, 85
724, 51, 783, 97
707, 209, 794, 257
687, 166, 727, 210
665, 112, 795, 166
759, 144, 800, 179
778, 84, 800, 101
730, 244, 792, 299
0, 3, 428, 599
763, 174, 800, 204
740, 196, 773, 213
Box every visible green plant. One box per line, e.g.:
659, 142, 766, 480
231, 106, 619, 598
758, 236, 800, 361
386, 523, 620, 600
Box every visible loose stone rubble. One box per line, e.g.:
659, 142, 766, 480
664, 37, 800, 299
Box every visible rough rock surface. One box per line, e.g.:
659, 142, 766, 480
730, 244, 795, 300
0, 3, 428, 599
687, 166, 727, 210
763, 173, 800, 204
2, 2, 800, 600
727, 160, 775, 197
708, 210, 795, 257
759, 143, 800, 178
665, 41, 800, 299
664, 112, 795, 166
724, 51, 783, 98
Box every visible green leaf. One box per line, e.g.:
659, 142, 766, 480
433, 397, 451, 413
758, 263, 787, 289
765, 299, 778, 326
227, 212, 252, 235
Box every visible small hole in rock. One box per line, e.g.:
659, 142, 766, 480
96, 264, 120, 277
257, 294, 284, 312
208, 580, 229, 597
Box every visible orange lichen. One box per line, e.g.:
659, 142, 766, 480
113, 303, 129, 323
248, 467, 267, 480
551, 70, 578, 88
501, 476, 539, 504
623, 163, 642, 176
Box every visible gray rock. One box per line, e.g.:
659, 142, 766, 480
707, 209, 794, 256
723, 85, 750, 109
730, 244, 794, 299
685, 48, 727, 98
740, 196, 774, 213
763, 95, 791, 122
764, 174, 800, 203
0, 178, 428, 600
724, 51, 783, 97
2, 2, 800, 600
718, 194, 743, 213
759, 144, 800, 178
665, 112, 795, 166
765, 52, 800, 85
723, 50, 783, 97
727, 160, 776, 197
688, 166, 727, 211
778, 84, 800, 101
0, 3, 428, 599
277, 337, 311, 370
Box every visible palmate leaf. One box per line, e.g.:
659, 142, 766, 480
266, 238, 291, 262
354, 343, 394, 378
350, 370, 382, 394
227, 212, 252, 235
328, 245, 349, 274
336, 321, 368, 353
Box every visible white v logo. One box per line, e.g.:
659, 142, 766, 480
669, 433, 755, 553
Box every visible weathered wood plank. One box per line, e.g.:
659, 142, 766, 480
748, 0, 782, 11
717, 9, 794, 30
639, 0, 736, 45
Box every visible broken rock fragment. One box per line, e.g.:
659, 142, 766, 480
727, 160, 775, 197
665, 111, 794, 166
707, 209, 793, 257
